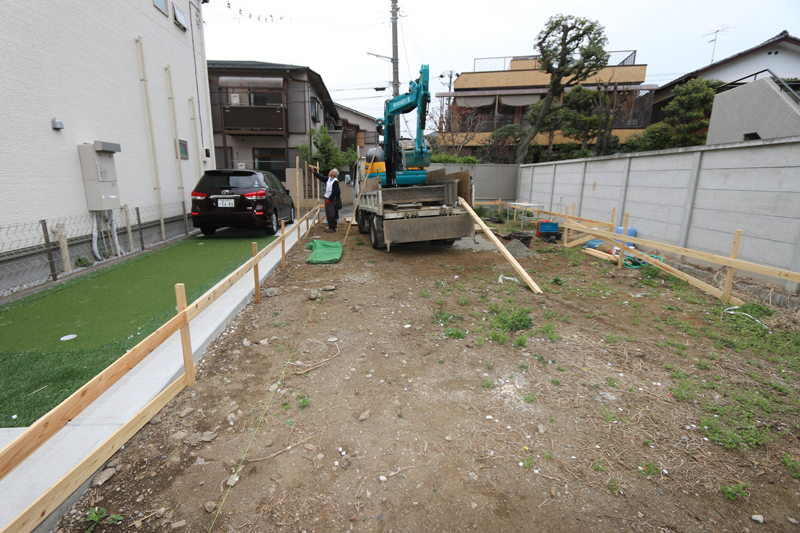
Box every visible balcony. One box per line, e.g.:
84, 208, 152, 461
220, 105, 285, 134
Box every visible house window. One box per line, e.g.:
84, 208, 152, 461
173, 3, 188, 30
253, 148, 287, 180
249, 92, 282, 106
154, 0, 168, 15
179, 140, 189, 160
310, 98, 321, 123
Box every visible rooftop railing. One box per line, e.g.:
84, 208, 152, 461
473, 50, 637, 72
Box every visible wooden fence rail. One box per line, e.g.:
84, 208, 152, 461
0, 206, 321, 533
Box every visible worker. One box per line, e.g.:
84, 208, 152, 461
313, 168, 341, 233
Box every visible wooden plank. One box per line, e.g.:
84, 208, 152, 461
0, 310, 187, 482
617, 212, 629, 271
723, 229, 742, 304
623, 245, 744, 306
561, 223, 800, 284
565, 235, 593, 248
3, 375, 187, 533
582, 248, 618, 262
459, 198, 542, 294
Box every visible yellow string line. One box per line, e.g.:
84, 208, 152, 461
208, 228, 329, 533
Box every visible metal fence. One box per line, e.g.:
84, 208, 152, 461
0, 202, 191, 297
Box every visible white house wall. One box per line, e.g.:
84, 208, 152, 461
703, 41, 800, 82
0, 0, 215, 227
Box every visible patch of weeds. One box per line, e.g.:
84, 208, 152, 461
664, 364, 696, 401
488, 330, 509, 344
603, 334, 621, 344
437, 357, 446, 364
420, 289, 430, 299
458, 296, 468, 306
513, 334, 527, 348
545, 450, 553, 460
281, 400, 290, 412
296, 394, 311, 410
641, 462, 659, 476
696, 360, 712, 370
483, 379, 493, 389
432, 310, 464, 326
558, 247, 584, 266
608, 478, 620, 494
445, 328, 466, 339
720, 483, 749, 500
485, 357, 494, 370
592, 460, 605, 472
522, 456, 535, 469
285, 419, 294, 427
552, 276, 566, 286
532, 323, 561, 341
551, 378, 561, 386
535, 354, 546, 366
556, 364, 565, 371
782, 453, 800, 478
643, 437, 653, 447
544, 309, 559, 319
607, 377, 617, 387
640, 265, 662, 279
487, 302, 533, 332
518, 361, 529, 371
601, 407, 616, 423
277, 345, 285, 352
354, 237, 365, 245
85, 508, 123, 533
523, 392, 535, 403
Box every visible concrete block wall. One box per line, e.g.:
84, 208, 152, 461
516, 136, 800, 293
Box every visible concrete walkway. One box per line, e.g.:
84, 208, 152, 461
0, 217, 320, 531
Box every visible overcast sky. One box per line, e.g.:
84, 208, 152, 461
202, 0, 798, 135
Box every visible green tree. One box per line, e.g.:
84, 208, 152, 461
624, 122, 676, 152
526, 101, 568, 161
297, 126, 357, 174
480, 124, 539, 164
559, 86, 601, 151
663, 78, 722, 147
515, 14, 609, 164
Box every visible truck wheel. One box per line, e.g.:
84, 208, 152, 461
357, 209, 369, 234
370, 215, 385, 250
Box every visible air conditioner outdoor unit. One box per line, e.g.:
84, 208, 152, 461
237, 162, 246, 169
231, 93, 240, 105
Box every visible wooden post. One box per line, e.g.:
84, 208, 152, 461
174, 283, 195, 387
304, 161, 309, 231
136, 207, 145, 250
40, 220, 58, 282
252, 242, 260, 304
316, 160, 321, 207
723, 229, 743, 304
281, 221, 286, 268
610, 207, 616, 230
617, 212, 630, 270
513, 206, 518, 222
295, 156, 300, 224
562, 207, 569, 246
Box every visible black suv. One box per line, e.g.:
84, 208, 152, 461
191, 170, 294, 236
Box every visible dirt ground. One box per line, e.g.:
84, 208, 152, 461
55, 226, 800, 533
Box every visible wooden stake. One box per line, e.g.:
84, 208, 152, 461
304, 161, 309, 232
343, 151, 379, 246
295, 156, 300, 225
460, 197, 542, 294
617, 212, 629, 270
252, 242, 260, 304
174, 284, 195, 387
562, 206, 570, 246
723, 229, 742, 304
281, 221, 286, 268
610, 207, 616, 230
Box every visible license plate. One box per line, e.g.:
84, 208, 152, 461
218, 199, 234, 208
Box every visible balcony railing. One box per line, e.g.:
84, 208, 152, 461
473, 50, 637, 72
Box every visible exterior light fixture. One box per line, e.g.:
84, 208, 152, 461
52, 118, 64, 130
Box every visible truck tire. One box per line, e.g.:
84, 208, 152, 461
370, 215, 386, 250
357, 209, 370, 234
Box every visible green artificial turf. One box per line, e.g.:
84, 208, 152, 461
0, 234, 275, 427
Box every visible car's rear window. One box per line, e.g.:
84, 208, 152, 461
197, 172, 262, 189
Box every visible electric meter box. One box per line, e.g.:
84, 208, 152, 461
78, 141, 122, 210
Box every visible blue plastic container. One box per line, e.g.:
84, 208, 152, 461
616, 226, 636, 247
586, 239, 604, 249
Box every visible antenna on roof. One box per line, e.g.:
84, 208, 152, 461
703, 25, 733, 64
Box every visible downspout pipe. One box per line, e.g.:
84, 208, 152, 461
166, 65, 189, 234
136, 36, 166, 240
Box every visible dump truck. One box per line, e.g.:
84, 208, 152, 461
347, 65, 475, 250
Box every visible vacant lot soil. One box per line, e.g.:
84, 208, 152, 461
56, 228, 800, 533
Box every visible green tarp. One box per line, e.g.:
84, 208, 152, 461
306, 240, 342, 264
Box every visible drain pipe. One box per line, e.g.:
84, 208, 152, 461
189, 96, 203, 182
166, 65, 189, 234
135, 36, 166, 241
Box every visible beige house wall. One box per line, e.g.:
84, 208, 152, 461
455, 65, 647, 90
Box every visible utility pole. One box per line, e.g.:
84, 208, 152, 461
391, 0, 399, 98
